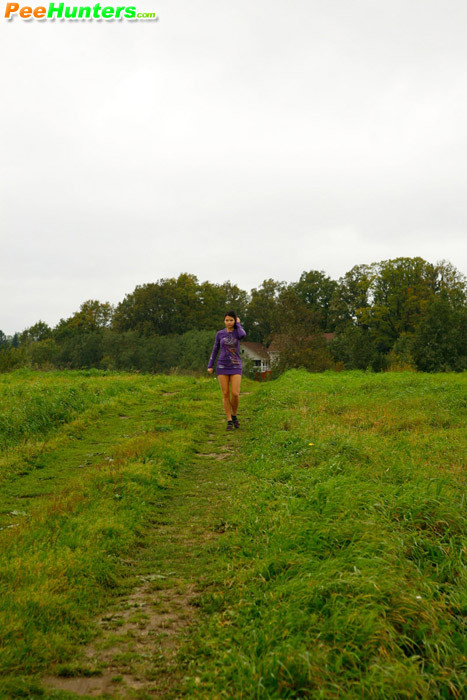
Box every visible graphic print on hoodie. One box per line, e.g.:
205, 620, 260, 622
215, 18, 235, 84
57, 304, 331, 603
222, 333, 240, 366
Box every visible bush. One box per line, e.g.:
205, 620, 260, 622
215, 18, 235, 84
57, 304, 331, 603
412, 298, 467, 372
328, 326, 377, 370
26, 338, 60, 369
387, 333, 416, 371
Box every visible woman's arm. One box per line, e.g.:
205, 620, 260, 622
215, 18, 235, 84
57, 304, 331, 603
235, 317, 246, 340
207, 332, 221, 369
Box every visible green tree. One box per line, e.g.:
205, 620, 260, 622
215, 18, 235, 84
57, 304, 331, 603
169, 272, 203, 332
359, 257, 466, 353
0, 346, 26, 371
244, 278, 286, 343
218, 281, 249, 319
328, 326, 377, 370
428, 259, 467, 306
178, 329, 220, 372
270, 288, 334, 375
56, 331, 104, 369
19, 320, 53, 345
27, 338, 60, 369
361, 258, 436, 351
193, 280, 248, 330
111, 273, 239, 336
101, 329, 142, 371
195, 281, 227, 329
411, 297, 467, 372
328, 264, 373, 331
112, 282, 171, 336
387, 332, 416, 371
53, 300, 114, 341
293, 270, 339, 331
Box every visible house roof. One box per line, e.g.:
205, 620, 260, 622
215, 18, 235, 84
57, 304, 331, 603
241, 341, 270, 360
267, 337, 282, 352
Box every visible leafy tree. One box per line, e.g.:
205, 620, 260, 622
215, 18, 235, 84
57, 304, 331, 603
359, 257, 466, 353
219, 280, 249, 316
53, 300, 114, 341
270, 288, 335, 375
195, 281, 227, 329
27, 338, 60, 368
428, 259, 467, 306
0, 346, 26, 371
19, 321, 52, 345
194, 280, 248, 330
244, 278, 286, 343
411, 297, 467, 372
112, 282, 171, 336
4, 256, 464, 376
328, 326, 377, 370
328, 264, 373, 331
78, 300, 114, 328
101, 330, 142, 370
56, 331, 104, 369
387, 332, 416, 371
276, 286, 321, 329
168, 272, 202, 332
112, 273, 246, 336
293, 270, 339, 331
178, 329, 219, 372
360, 258, 436, 351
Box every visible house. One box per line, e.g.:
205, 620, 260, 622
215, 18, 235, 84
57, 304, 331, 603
240, 333, 336, 374
266, 338, 281, 368
240, 341, 271, 373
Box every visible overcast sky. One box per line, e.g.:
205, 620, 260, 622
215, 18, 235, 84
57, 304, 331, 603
1, 0, 466, 335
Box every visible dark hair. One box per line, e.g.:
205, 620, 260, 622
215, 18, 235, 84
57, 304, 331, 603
224, 310, 237, 328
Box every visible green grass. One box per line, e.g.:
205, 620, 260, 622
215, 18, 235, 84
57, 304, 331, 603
0, 368, 236, 698
0, 368, 465, 699
178, 370, 467, 699
0, 368, 140, 450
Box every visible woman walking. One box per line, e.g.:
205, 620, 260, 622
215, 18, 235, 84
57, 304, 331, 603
207, 311, 246, 431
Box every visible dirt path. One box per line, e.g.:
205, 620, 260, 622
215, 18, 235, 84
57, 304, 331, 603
41, 392, 255, 699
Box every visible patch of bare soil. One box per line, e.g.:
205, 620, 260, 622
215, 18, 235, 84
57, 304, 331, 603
195, 445, 234, 461
40, 404, 248, 699
196, 452, 228, 460
42, 575, 200, 698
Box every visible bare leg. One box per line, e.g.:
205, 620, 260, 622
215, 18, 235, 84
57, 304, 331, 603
217, 374, 232, 421
230, 374, 242, 415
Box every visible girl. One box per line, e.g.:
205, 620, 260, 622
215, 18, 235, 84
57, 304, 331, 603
207, 311, 246, 430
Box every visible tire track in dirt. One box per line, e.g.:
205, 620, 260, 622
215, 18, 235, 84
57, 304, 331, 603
41, 393, 254, 699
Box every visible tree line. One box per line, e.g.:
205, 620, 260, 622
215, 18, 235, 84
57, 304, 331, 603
1, 257, 466, 375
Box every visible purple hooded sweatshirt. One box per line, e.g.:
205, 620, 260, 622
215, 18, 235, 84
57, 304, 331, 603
207, 322, 246, 375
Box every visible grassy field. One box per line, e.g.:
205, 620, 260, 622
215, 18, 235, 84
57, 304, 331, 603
0, 368, 465, 699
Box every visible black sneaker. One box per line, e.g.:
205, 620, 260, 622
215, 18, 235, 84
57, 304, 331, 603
232, 415, 240, 429
226, 420, 234, 431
